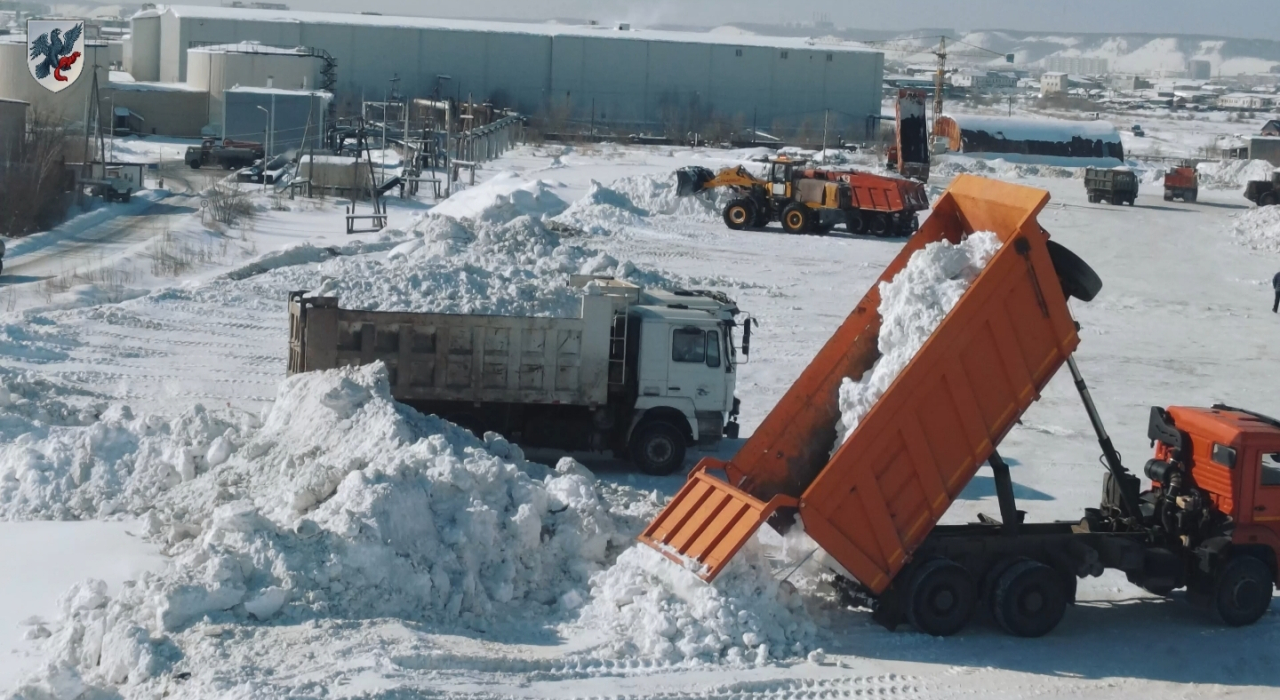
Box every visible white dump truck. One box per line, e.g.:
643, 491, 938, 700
287, 276, 750, 474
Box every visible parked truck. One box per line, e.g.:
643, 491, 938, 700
1085, 166, 1139, 205
676, 157, 930, 237
186, 138, 263, 170
1163, 162, 1199, 202
641, 175, 1278, 638
287, 277, 749, 475
1244, 169, 1280, 207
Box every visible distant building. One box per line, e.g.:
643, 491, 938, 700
1041, 72, 1069, 95
1262, 120, 1280, 137
1111, 75, 1152, 92
1188, 59, 1212, 81
1043, 56, 1108, 75
1219, 93, 1273, 111
1251, 137, 1280, 167
950, 70, 1018, 90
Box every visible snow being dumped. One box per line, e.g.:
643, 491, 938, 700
835, 232, 1002, 446
1229, 205, 1280, 254
1197, 160, 1276, 190
575, 543, 816, 664
9, 364, 630, 696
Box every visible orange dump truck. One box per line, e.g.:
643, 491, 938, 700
641, 174, 1280, 637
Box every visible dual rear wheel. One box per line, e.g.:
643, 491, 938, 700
905, 557, 1068, 638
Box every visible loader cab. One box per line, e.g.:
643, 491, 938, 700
1162, 406, 1280, 538
767, 158, 805, 199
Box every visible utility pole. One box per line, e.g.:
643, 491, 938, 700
933, 36, 948, 128
821, 108, 829, 153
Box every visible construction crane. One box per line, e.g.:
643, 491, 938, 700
860, 35, 1015, 127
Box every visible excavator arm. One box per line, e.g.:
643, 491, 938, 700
676, 166, 767, 197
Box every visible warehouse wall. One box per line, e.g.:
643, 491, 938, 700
190, 50, 323, 130
104, 86, 209, 137
129, 16, 161, 81
139, 9, 883, 135
0, 99, 26, 165
224, 91, 328, 152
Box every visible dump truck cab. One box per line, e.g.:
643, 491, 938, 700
1160, 406, 1280, 550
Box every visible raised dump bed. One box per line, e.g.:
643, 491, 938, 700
641, 175, 1087, 593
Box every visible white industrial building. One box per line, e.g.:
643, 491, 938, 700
122, 5, 885, 136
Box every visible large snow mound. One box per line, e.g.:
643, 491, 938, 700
608, 172, 730, 221
11, 364, 628, 694
427, 171, 569, 221
1197, 160, 1276, 191
1230, 205, 1280, 254
576, 544, 816, 664
835, 232, 1002, 447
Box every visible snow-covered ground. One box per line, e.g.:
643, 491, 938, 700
1, 124, 1279, 699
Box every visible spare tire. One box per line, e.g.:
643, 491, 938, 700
1047, 239, 1103, 302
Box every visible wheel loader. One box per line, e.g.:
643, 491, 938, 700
641, 175, 1279, 639
676, 157, 930, 237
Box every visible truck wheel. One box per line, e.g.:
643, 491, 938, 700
751, 206, 770, 229
993, 559, 1068, 638
1185, 190, 1197, 203
188, 160, 201, 169
629, 421, 687, 476
1261, 192, 1278, 207
1164, 191, 1174, 201
845, 210, 865, 235
781, 204, 812, 234
723, 199, 755, 231
1213, 555, 1274, 627
122, 191, 132, 203
905, 558, 976, 637
868, 213, 891, 237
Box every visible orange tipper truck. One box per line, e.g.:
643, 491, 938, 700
640, 174, 1280, 638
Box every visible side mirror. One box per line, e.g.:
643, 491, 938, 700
742, 317, 753, 358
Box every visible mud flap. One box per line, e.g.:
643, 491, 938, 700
1046, 240, 1103, 302
639, 464, 799, 582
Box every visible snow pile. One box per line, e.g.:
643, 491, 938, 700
200, 181, 667, 317
835, 232, 1002, 447
932, 155, 1081, 180
609, 172, 729, 220
428, 171, 568, 221
11, 364, 628, 695
576, 543, 815, 664
0, 397, 255, 521
551, 179, 648, 234
1198, 160, 1276, 190
1230, 205, 1280, 254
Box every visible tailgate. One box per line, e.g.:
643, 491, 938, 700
639, 466, 797, 581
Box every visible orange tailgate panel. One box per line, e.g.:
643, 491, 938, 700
638, 465, 797, 581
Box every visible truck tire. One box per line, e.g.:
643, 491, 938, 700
868, 213, 890, 237
1261, 192, 1278, 207
751, 206, 770, 229
629, 421, 687, 476
1213, 555, 1274, 627
723, 199, 755, 231
188, 160, 201, 169
992, 559, 1068, 638
1164, 190, 1174, 201
905, 558, 976, 637
845, 210, 865, 235
781, 204, 812, 234
122, 190, 132, 203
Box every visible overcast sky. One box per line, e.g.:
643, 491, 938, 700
181, 1, 1278, 40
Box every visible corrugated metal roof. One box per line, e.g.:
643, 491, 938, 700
142, 5, 879, 54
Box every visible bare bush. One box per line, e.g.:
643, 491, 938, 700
206, 183, 254, 227
0, 109, 76, 236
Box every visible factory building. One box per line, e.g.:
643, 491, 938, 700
120, 5, 884, 137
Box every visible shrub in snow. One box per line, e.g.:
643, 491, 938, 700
835, 232, 1002, 447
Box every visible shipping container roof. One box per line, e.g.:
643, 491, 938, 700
141, 5, 880, 54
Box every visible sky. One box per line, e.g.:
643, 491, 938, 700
171, 0, 1279, 41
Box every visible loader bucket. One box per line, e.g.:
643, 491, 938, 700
640, 175, 1090, 590
675, 166, 715, 197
